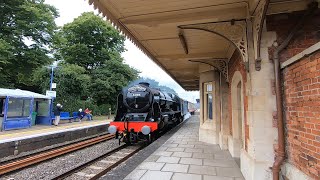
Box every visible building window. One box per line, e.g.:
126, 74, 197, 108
7, 98, 31, 118
204, 82, 213, 120
207, 94, 213, 119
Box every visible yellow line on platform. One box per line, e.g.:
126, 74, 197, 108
0, 120, 111, 141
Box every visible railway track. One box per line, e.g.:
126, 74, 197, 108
53, 144, 144, 180
0, 132, 111, 166
0, 134, 115, 176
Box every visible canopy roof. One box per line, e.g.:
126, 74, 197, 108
0, 88, 51, 99
89, 0, 310, 90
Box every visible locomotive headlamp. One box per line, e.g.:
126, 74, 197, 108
108, 125, 117, 134
141, 126, 151, 135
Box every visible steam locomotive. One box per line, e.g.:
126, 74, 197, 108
108, 82, 190, 144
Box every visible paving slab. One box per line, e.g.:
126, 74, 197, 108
188, 164, 217, 176
204, 159, 238, 167
156, 156, 180, 163
154, 151, 172, 157
179, 157, 203, 165
163, 143, 179, 148
172, 173, 202, 180
144, 155, 160, 162
167, 147, 185, 152
172, 151, 193, 158
177, 144, 195, 148
184, 147, 203, 153
161, 163, 189, 173
192, 152, 214, 159
123, 116, 244, 180
203, 175, 234, 180
140, 170, 173, 180
137, 162, 165, 171
216, 167, 244, 178
124, 169, 147, 180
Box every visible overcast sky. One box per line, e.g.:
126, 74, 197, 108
45, 0, 199, 103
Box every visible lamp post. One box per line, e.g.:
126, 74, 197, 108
48, 60, 62, 91
47, 61, 61, 121
50, 66, 54, 91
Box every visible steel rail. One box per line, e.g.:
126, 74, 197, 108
52, 144, 129, 180
0, 134, 115, 175
0, 132, 110, 165
52, 144, 144, 180
89, 145, 144, 180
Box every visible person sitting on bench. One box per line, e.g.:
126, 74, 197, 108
77, 108, 85, 122
84, 108, 93, 121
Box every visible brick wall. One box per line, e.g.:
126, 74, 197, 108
267, 9, 320, 63
228, 50, 249, 151
267, 9, 320, 179
282, 50, 320, 179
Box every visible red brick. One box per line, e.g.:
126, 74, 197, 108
268, 11, 320, 178
312, 130, 320, 136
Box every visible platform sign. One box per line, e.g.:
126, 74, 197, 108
51, 83, 56, 89
46, 90, 56, 98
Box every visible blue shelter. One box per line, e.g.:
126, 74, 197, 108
0, 88, 52, 131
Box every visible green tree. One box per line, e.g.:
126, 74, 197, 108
33, 63, 90, 98
59, 12, 125, 70
0, 0, 58, 90
90, 57, 139, 105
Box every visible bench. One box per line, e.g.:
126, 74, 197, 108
72, 112, 82, 121
51, 112, 73, 120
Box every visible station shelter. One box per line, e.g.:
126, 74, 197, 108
88, 0, 320, 179
0, 88, 52, 131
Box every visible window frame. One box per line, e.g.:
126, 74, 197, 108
204, 82, 214, 121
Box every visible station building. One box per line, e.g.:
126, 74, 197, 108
88, 0, 320, 179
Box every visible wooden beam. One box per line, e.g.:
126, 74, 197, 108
156, 52, 227, 60
120, 4, 247, 26
179, 31, 188, 54
267, 0, 311, 15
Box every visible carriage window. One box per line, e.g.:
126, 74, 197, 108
204, 83, 213, 120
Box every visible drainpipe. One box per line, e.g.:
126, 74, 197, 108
272, 2, 317, 180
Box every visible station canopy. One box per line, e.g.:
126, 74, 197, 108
89, 0, 310, 90
0, 88, 51, 99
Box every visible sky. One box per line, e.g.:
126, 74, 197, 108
45, 0, 199, 103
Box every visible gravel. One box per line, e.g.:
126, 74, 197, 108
0, 132, 109, 164
1, 138, 120, 180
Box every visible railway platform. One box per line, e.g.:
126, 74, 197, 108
0, 119, 111, 160
104, 116, 244, 180
125, 116, 244, 180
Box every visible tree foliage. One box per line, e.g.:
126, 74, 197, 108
90, 57, 139, 105
32, 12, 138, 113
0, 0, 58, 90
32, 63, 90, 98
59, 12, 125, 70
1, 3, 139, 114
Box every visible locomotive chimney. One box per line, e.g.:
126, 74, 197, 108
139, 82, 150, 87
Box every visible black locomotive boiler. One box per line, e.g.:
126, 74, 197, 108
108, 82, 187, 144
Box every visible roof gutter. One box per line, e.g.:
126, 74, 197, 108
271, 2, 318, 180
